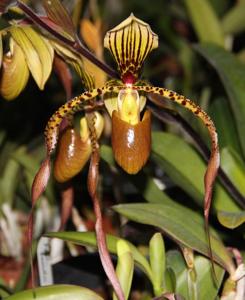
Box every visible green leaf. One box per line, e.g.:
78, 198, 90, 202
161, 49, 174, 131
209, 98, 241, 155
222, 2, 245, 35
184, 0, 225, 47
217, 210, 245, 229
151, 132, 240, 212
5, 285, 103, 300
45, 231, 154, 283
220, 148, 245, 195
113, 240, 134, 300
100, 144, 116, 167
166, 251, 225, 300
113, 203, 234, 274
195, 44, 245, 157
149, 233, 165, 296
0, 158, 20, 207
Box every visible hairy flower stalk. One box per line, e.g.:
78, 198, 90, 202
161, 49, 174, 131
28, 10, 220, 300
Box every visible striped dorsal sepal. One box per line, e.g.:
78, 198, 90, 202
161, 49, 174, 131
104, 14, 158, 84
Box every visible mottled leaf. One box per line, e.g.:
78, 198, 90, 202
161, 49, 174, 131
195, 44, 245, 157
113, 203, 234, 274
184, 0, 225, 47
5, 284, 103, 300
0, 38, 29, 100
45, 231, 154, 283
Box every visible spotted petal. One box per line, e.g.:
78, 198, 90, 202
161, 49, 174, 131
104, 14, 158, 84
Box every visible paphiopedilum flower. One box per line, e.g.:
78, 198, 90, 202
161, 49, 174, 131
30, 12, 219, 300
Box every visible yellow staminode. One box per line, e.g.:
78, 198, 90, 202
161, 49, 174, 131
117, 88, 140, 125
104, 14, 158, 83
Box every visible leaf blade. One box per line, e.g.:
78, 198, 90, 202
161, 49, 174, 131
194, 43, 245, 157
184, 0, 225, 47
113, 203, 234, 274
45, 231, 154, 283
5, 284, 103, 300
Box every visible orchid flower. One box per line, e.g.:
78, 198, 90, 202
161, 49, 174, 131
28, 12, 219, 300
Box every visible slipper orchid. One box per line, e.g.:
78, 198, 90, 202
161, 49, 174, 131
31, 13, 219, 300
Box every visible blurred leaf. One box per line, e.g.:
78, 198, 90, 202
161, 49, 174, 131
151, 132, 240, 212
0, 38, 29, 100
80, 19, 102, 56
184, 0, 225, 47
45, 231, 154, 283
209, 98, 241, 155
9, 26, 53, 90
167, 251, 225, 300
113, 203, 234, 273
217, 210, 245, 229
53, 56, 72, 99
0, 0, 15, 15
5, 284, 103, 300
222, 2, 245, 35
43, 0, 76, 41
80, 19, 106, 88
113, 240, 134, 300
0, 158, 20, 207
195, 44, 245, 157
0, 33, 2, 66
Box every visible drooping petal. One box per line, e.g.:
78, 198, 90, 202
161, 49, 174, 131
104, 14, 158, 84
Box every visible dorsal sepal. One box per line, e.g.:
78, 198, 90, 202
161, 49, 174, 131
104, 14, 158, 83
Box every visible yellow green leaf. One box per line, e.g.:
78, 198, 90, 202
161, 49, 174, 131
5, 284, 103, 300
113, 240, 134, 300
0, 38, 29, 100
217, 210, 245, 229
9, 26, 53, 90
